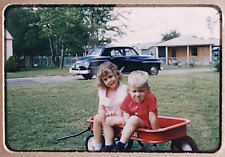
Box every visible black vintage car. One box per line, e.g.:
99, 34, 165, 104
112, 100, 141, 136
69, 46, 162, 79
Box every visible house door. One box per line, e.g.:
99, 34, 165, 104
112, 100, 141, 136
191, 47, 198, 56
172, 49, 176, 60
158, 46, 166, 62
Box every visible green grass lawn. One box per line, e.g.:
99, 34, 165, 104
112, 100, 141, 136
6, 67, 70, 79
5, 71, 220, 152
6, 65, 215, 79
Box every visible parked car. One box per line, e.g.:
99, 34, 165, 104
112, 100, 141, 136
70, 46, 162, 79
212, 48, 220, 61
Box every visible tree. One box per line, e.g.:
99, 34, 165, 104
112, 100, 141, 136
6, 7, 49, 68
161, 30, 181, 41
24, 9, 49, 66
6, 7, 31, 68
35, 7, 127, 68
206, 12, 220, 34
35, 7, 90, 68
83, 7, 128, 48
83, 7, 114, 48
6, 6, 128, 69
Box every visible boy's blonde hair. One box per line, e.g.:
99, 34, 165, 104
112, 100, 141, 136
96, 62, 123, 89
128, 70, 149, 88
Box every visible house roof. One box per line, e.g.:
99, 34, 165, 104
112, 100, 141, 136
206, 38, 220, 47
133, 42, 159, 49
6, 30, 13, 40
155, 36, 219, 47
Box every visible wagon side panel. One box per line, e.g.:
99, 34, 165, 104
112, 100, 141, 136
130, 126, 188, 144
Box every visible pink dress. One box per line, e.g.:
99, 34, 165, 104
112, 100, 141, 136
98, 83, 127, 117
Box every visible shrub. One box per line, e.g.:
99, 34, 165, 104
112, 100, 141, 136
214, 62, 220, 72
5, 56, 18, 72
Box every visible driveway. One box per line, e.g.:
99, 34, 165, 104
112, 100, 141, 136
6, 75, 83, 86
158, 68, 215, 75
6, 68, 215, 86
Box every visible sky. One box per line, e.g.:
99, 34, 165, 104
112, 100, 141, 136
107, 7, 220, 46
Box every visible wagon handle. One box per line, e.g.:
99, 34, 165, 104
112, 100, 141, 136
56, 125, 91, 141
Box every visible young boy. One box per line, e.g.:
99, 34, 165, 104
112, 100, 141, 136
114, 70, 159, 151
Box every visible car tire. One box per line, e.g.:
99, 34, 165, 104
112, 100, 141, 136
149, 65, 159, 75
82, 74, 93, 79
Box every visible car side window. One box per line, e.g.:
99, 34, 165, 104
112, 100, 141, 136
111, 49, 123, 56
125, 48, 138, 56
102, 49, 111, 56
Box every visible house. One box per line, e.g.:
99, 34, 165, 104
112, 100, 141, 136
132, 42, 159, 56
155, 36, 220, 65
5, 30, 13, 60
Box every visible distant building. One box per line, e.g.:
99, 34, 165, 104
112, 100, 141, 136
5, 30, 13, 60
155, 36, 220, 65
132, 42, 159, 56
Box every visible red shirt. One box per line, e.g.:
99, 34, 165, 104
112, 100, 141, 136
120, 91, 157, 128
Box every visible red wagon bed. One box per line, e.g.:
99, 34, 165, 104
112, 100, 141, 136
56, 115, 198, 152
87, 116, 190, 144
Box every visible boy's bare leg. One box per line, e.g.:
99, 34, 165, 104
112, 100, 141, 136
104, 116, 125, 145
120, 116, 144, 144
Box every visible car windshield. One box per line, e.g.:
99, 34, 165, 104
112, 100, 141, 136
88, 48, 102, 56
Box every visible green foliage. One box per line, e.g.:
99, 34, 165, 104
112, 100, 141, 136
5, 56, 18, 72
6, 67, 69, 79
34, 7, 125, 55
161, 30, 181, 41
5, 7, 49, 68
5, 7, 128, 68
214, 62, 220, 72
5, 6, 127, 69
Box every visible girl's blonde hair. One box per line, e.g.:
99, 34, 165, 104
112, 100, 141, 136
96, 62, 123, 89
128, 70, 149, 88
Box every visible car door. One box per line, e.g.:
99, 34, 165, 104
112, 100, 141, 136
123, 48, 142, 72
108, 48, 127, 71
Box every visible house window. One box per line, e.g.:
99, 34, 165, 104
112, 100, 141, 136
191, 47, 198, 56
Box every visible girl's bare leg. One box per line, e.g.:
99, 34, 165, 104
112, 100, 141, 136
120, 116, 144, 144
104, 116, 125, 145
93, 114, 104, 147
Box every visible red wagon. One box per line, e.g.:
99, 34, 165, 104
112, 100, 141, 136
56, 116, 198, 152
85, 116, 198, 152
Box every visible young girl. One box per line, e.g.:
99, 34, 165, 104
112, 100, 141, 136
93, 62, 127, 151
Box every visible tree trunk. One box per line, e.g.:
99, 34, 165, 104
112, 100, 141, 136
60, 44, 64, 69
30, 55, 34, 67
15, 55, 21, 70
55, 44, 59, 68
23, 54, 26, 68
49, 36, 56, 68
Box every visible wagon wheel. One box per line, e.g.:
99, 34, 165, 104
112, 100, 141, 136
141, 144, 159, 152
171, 136, 198, 152
85, 133, 105, 151
114, 137, 133, 151
124, 140, 133, 151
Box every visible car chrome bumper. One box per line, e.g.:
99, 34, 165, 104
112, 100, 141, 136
69, 68, 90, 74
